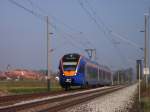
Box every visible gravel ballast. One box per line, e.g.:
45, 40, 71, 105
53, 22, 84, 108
61, 84, 137, 112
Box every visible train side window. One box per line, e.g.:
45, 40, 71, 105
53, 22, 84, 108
99, 69, 101, 79
103, 71, 105, 80
99, 70, 101, 79
105, 72, 107, 80
108, 73, 111, 80
108, 73, 110, 80
106, 72, 109, 80
100, 70, 102, 79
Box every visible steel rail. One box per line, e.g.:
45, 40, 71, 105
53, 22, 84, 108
0, 85, 127, 112
0, 88, 86, 106
39, 86, 126, 112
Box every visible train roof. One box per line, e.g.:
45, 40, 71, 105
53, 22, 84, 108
61, 53, 111, 71
63, 53, 80, 57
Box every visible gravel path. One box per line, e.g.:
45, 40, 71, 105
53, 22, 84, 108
60, 84, 137, 112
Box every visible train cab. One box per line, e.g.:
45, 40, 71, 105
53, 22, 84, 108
59, 53, 85, 90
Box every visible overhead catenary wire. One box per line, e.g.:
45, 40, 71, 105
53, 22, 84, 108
27, 0, 33, 10
53, 26, 88, 50
78, 0, 106, 34
78, 0, 128, 67
27, 0, 95, 50
8, 0, 89, 52
84, 0, 142, 50
84, 0, 144, 66
78, 0, 143, 68
84, 0, 110, 34
8, 0, 137, 69
8, 0, 44, 22
8, 0, 128, 66
26, 0, 95, 49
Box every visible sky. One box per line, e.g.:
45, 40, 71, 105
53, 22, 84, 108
0, 0, 150, 72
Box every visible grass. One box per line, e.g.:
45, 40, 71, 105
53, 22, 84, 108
0, 80, 62, 95
8, 87, 47, 94
141, 97, 150, 112
140, 81, 150, 112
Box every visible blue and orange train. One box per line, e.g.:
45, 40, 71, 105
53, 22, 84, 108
58, 53, 112, 90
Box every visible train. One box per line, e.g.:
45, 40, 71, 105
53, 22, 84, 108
58, 53, 112, 90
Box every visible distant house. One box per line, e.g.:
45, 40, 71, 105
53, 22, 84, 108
1, 69, 46, 80
0, 71, 7, 80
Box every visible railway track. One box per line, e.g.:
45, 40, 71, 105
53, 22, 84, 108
0, 85, 128, 112
0, 88, 87, 106
0, 91, 62, 106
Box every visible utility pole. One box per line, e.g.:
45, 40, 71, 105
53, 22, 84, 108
111, 73, 114, 85
139, 61, 141, 103
143, 13, 149, 89
47, 16, 51, 91
137, 60, 142, 103
117, 71, 120, 85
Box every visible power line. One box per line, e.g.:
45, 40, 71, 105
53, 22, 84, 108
8, 0, 89, 52
78, 0, 106, 34
8, 0, 44, 21
83, 0, 142, 51
26, 0, 96, 49
26, 0, 132, 67
84, 0, 144, 65
110, 31, 140, 48
8, 0, 131, 66
84, 0, 111, 33
78, 0, 130, 67
27, 0, 95, 48
54, 26, 90, 49
27, 0, 33, 10
78, 0, 144, 66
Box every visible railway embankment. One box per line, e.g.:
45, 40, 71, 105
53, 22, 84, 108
141, 83, 150, 112
0, 86, 126, 112
62, 84, 137, 112
129, 82, 150, 112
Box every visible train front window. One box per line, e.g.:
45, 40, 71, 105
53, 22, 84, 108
62, 54, 80, 71
63, 62, 77, 71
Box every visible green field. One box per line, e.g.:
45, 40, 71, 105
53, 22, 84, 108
141, 97, 150, 112
0, 80, 62, 95
141, 82, 150, 112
